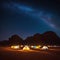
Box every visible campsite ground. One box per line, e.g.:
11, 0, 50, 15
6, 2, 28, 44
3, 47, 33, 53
0, 46, 60, 60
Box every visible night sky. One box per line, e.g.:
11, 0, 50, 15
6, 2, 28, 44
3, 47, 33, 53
0, 0, 60, 40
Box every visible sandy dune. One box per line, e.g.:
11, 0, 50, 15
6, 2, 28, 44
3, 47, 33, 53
0, 47, 60, 60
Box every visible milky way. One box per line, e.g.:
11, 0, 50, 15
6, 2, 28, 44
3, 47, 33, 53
0, 1, 60, 40
3, 2, 60, 29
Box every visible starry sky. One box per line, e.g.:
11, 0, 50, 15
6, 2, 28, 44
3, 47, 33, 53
0, 0, 60, 40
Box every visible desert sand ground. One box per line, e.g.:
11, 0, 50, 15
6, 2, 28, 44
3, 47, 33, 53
0, 47, 60, 60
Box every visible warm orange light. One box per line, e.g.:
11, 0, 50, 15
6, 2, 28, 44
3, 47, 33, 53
36, 46, 40, 49
31, 46, 34, 48
11, 45, 19, 49
23, 45, 30, 50
31, 45, 41, 49
36, 45, 41, 48
20, 45, 23, 47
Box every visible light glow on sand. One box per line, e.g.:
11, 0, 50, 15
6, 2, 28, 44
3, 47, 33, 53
11, 45, 19, 49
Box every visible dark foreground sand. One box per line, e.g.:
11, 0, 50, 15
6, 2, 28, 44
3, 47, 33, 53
0, 47, 60, 60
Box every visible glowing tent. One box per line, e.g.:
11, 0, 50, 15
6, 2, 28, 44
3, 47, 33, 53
23, 45, 30, 50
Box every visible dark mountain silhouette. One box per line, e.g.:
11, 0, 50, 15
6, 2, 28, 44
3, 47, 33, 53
9, 34, 23, 45
0, 35, 23, 46
41, 31, 60, 45
24, 36, 35, 45
0, 31, 60, 46
24, 31, 60, 45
